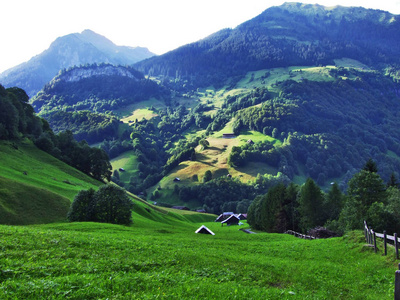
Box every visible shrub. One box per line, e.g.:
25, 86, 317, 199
67, 184, 133, 225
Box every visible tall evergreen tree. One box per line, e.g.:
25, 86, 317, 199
325, 182, 344, 221
297, 178, 325, 231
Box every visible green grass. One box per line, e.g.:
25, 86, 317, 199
238, 130, 282, 147
0, 221, 396, 299
110, 150, 139, 185
0, 140, 100, 200
0, 140, 102, 224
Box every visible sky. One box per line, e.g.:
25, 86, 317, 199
1, 0, 400, 73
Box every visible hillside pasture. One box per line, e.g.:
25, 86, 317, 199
0, 221, 396, 299
235, 66, 336, 93
0, 141, 100, 201
0, 140, 102, 225
110, 150, 139, 185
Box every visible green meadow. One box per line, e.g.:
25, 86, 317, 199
0, 217, 397, 299
0, 140, 101, 224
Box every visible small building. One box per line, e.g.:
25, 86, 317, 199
173, 177, 181, 182
236, 213, 247, 220
222, 133, 236, 139
247, 139, 254, 144
119, 168, 125, 172
221, 214, 240, 226
195, 225, 215, 235
215, 212, 234, 222
196, 209, 206, 213
171, 206, 190, 210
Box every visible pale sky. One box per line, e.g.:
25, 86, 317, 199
1, 0, 400, 73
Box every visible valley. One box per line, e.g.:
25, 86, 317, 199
1, 3, 400, 297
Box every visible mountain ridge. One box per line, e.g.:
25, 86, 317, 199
135, 3, 400, 88
0, 30, 155, 97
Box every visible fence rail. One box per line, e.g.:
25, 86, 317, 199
363, 221, 400, 258
285, 230, 316, 240
364, 221, 400, 300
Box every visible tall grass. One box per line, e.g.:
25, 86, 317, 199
0, 218, 396, 299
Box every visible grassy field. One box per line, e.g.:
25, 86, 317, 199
110, 150, 139, 185
152, 128, 284, 205
0, 217, 397, 299
0, 140, 102, 224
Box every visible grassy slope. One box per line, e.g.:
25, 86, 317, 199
0, 220, 396, 299
0, 140, 102, 224
110, 150, 139, 184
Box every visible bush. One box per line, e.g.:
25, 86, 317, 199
67, 184, 133, 225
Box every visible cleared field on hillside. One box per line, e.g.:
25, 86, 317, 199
0, 140, 102, 224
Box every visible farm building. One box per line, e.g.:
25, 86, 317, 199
195, 225, 215, 235
171, 206, 190, 210
237, 213, 247, 220
222, 133, 236, 138
215, 212, 234, 222
221, 214, 240, 226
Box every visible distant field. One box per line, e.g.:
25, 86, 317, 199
110, 150, 139, 185
155, 130, 283, 205
121, 108, 158, 123
114, 98, 165, 118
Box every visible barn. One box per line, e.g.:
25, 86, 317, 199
221, 214, 240, 226
195, 225, 215, 235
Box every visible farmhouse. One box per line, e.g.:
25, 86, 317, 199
221, 214, 240, 226
195, 225, 215, 235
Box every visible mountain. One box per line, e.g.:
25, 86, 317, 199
26, 3, 400, 215
135, 3, 400, 88
31, 64, 170, 143
0, 30, 155, 97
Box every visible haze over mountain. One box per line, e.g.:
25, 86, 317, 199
0, 30, 155, 97
135, 2, 400, 88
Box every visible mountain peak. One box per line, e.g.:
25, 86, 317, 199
0, 30, 155, 97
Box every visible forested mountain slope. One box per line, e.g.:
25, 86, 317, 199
0, 30, 155, 97
135, 3, 400, 88
31, 64, 170, 143
26, 3, 400, 215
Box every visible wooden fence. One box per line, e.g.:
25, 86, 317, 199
285, 230, 316, 240
363, 221, 400, 258
364, 221, 400, 300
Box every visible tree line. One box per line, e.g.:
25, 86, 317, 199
247, 159, 400, 235
0, 84, 112, 182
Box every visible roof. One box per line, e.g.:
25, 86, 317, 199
171, 206, 190, 210
195, 225, 215, 235
221, 214, 240, 224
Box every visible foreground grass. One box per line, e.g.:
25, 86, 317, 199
0, 221, 396, 299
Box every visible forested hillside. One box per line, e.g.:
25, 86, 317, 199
135, 3, 400, 88
24, 3, 400, 220
0, 84, 111, 181
31, 64, 170, 143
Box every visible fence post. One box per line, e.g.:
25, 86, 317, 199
384, 231, 387, 256
395, 269, 400, 300
369, 229, 373, 245
373, 231, 377, 253
395, 233, 399, 260
364, 221, 368, 242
